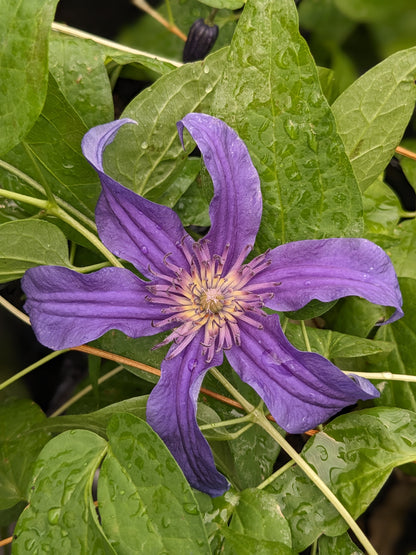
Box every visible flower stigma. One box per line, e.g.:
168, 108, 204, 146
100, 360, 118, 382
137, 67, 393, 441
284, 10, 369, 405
146, 239, 277, 362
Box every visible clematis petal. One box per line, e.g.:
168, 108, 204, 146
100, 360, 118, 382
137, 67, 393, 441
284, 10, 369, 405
22, 266, 167, 350
82, 120, 193, 278
177, 113, 262, 270
251, 238, 403, 323
146, 330, 228, 496
226, 313, 379, 434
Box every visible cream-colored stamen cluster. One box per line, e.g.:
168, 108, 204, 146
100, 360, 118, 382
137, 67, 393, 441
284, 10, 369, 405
146, 240, 275, 362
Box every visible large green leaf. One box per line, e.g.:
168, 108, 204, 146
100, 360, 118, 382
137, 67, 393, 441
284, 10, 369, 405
0, 0, 59, 155
12, 430, 114, 554
334, 0, 416, 22
2, 74, 100, 222
98, 413, 211, 554
363, 177, 402, 236
318, 532, 363, 555
332, 47, 416, 191
48, 34, 114, 128
222, 488, 294, 555
367, 278, 416, 412
0, 399, 50, 510
105, 48, 227, 201
269, 407, 416, 552
211, 0, 362, 249
0, 219, 70, 283
284, 322, 393, 359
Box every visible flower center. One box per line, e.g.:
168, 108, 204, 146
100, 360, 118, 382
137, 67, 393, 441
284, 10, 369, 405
146, 240, 276, 362
199, 289, 224, 314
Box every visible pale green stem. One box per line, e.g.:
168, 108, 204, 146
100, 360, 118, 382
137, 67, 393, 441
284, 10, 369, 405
22, 142, 57, 205
73, 261, 110, 273
0, 350, 69, 391
300, 320, 312, 352
257, 459, 296, 490
51, 22, 182, 67
0, 296, 30, 325
165, 0, 174, 25
203, 423, 254, 441
0, 188, 123, 267
281, 317, 288, 333
0, 159, 96, 231
210, 368, 377, 555
199, 412, 254, 431
49, 365, 124, 417
345, 371, 416, 383
400, 210, 416, 218
311, 540, 318, 555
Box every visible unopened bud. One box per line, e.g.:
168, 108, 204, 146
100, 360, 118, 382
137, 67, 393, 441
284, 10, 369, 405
183, 18, 219, 63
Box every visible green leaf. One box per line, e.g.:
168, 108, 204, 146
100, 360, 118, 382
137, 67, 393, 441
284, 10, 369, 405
48, 34, 114, 128
324, 296, 387, 338
284, 322, 393, 359
334, 0, 416, 22
269, 407, 416, 551
105, 48, 227, 201
211, 0, 362, 249
33, 396, 149, 438
363, 177, 402, 236
332, 47, 416, 191
198, 0, 244, 10
13, 429, 114, 554
380, 219, 416, 279
0, 399, 50, 510
2, 74, 100, 222
0, 219, 70, 283
0, 0, 59, 155
367, 278, 416, 412
318, 532, 364, 555
222, 488, 294, 555
98, 413, 211, 554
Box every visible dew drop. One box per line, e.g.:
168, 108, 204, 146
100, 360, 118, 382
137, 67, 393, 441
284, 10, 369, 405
304, 280, 311, 287
62, 163, 74, 169
283, 119, 299, 140
140, 245, 148, 254
205, 84, 213, 94
47, 507, 61, 525
316, 445, 328, 461
141, 141, 148, 150
362, 273, 369, 280
161, 516, 171, 528
25, 539, 36, 550
203, 66, 210, 74
183, 502, 199, 515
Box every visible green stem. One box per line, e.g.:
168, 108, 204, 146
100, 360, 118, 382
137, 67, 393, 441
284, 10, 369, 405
300, 320, 312, 352
0, 296, 30, 325
211, 369, 377, 555
51, 22, 182, 67
345, 371, 416, 383
165, 0, 174, 25
73, 261, 110, 273
199, 412, 254, 431
0, 350, 69, 391
400, 210, 416, 218
0, 159, 96, 231
257, 459, 296, 490
205, 8, 219, 26
0, 188, 123, 267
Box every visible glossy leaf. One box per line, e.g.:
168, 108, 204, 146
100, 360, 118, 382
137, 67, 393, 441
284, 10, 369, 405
332, 47, 416, 191
0, 219, 70, 283
367, 278, 416, 412
49, 34, 114, 128
198, 0, 244, 10
12, 430, 114, 554
318, 532, 364, 555
2, 74, 100, 221
222, 488, 294, 555
211, 0, 362, 250
104, 48, 227, 200
0, 0, 59, 155
334, 0, 416, 22
98, 413, 211, 554
363, 177, 402, 236
284, 322, 393, 360
0, 399, 50, 510
269, 407, 416, 551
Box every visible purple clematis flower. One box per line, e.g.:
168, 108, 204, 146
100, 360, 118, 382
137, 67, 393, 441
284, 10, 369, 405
22, 113, 403, 497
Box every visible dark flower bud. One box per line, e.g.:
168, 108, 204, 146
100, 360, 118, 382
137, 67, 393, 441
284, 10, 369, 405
183, 18, 219, 63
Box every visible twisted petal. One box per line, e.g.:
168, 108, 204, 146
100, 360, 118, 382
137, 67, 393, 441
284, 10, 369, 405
226, 313, 379, 434
251, 238, 403, 323
22, 266, 166, 350
146, 331, 228, 496
82, 120, 193, 278
177, 113, 262, 270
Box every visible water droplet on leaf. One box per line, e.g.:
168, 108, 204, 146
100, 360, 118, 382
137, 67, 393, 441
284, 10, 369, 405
47, 507, 61, 525
141, 141, 148, 150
